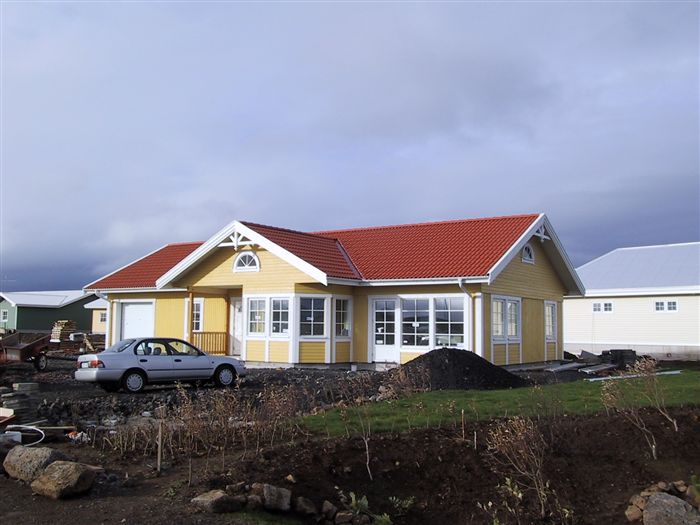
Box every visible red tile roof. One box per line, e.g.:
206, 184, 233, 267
87, 214, 541, 289
86, 242, 203, 290
241, 222, 361, 280
315, 214, 540, 280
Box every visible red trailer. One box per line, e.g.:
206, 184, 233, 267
0, 332, 51, 371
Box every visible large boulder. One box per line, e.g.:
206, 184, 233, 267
191, 490, 243, 513
643, 493, 700, 525
3, 446, 68, 482
30, 461, 96, 499
263, 484, 292, 512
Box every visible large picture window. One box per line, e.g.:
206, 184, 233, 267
434, 298, 464, 346
248, 299, 266, 334
335, 299, 350, 337
300, 298, 325, 336
401, 299, 430, 346
492, 297, 520, 340
271, 299, 289, 334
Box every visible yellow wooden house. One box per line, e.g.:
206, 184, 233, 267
85, 213, 584, 367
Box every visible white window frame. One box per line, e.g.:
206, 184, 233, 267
544, 301, 557, 342
1, 309, 8, 323
299, 296, 328, 339
655, 299, 679, 313
666, 300, 678, 312
270, 297, 290, 337
603, 302, 613, 313
433, 297, 466, 348
233, 251, 260, 273
593, 302, 613, 314
593, 302, 602, 313
400, 297, 432, 348
247, 298, 267, 336
99, 311, 107, 323
522, 243, 535, 264
492, 296, 521, 342
333, 297, 352, 339
183, 297, 205, 338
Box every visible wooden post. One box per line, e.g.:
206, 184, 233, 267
224, 294, 231, 355
188, 289, 195, 343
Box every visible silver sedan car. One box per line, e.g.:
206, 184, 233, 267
75, 337, 246, 393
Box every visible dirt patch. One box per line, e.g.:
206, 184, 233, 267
388, 347, 528, 390
1, 407, 697, 525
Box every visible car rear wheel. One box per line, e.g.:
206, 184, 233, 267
213, 365, 236, 387
122, 370, 146, 393
33, 353, 48, 372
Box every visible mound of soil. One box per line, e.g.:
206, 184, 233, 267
390, 347, 527, 390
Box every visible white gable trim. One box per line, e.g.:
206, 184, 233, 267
156, 220, 328, 289
486, 214, 585, 295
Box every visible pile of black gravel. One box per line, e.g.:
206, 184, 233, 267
391, 347, 528, 390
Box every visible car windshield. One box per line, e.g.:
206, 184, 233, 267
103, 339, 136, 353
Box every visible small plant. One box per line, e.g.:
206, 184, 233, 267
347, 492, 370, 516
388, 495, 415, 516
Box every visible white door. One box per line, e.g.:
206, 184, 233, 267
230, 298, 243, 357
372, 299, 400, 363
121, 302, 155, 340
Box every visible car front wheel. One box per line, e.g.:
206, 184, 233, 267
213, 365, 236, 388
33, 353, 48, 372
122, 370, 146, 393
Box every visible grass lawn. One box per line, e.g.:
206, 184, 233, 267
303, 369, 700, 437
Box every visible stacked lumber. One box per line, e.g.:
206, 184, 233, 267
1, 383, 40, 424
50, 320, 76, 342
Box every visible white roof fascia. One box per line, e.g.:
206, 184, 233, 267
486, 214, 545, 284
579, 285, 700, 298
326, 276, 488, 287
84, 243, 172, 290
0, 293, 17, 307
84, 298, 109, 309
486, 214, 585, 296
156, 220, 328, 288
94, 287, 189, 294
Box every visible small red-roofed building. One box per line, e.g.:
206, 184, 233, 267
85, 213, 584, 367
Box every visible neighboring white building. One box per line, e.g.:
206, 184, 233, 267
564, 242, 700, 361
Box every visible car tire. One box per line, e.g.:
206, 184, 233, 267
122, 369, 147, 393
99, 382, 120, 393
213, 365, 236, 388
33, 353, 48, 372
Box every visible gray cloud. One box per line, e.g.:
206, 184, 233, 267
1, 1, 697, 290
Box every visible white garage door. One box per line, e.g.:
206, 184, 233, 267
121, 302, 155, 339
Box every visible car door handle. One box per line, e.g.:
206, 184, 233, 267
174, 359, 182, 362
139, 359, 148, 362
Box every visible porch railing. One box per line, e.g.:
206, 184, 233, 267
192, 332, 228, 356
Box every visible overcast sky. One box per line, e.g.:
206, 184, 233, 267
1, 1, 698, 291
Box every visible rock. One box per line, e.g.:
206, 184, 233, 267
322, 500, 338, 519
643, 492, 700, 525
246, 494, 263, 510
191, 490, 243, 513
294, 496, 317, 516
629, 494, 647, 510
335, 511, 354, 524
250, 482, 264, 497
226, 481, 246, 495
263, 484, 292, 512
30, 461, 96, 499
657, 481, 669, 491
687, 485, 699, 507
285, 473, 297, 484
625, 504, 643, 522
232, 495, 248, 507
3, 446, 68, 482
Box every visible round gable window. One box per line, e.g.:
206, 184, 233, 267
233, 252, 260, 272
522, 244, 535, 264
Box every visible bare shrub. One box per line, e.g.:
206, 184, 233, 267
628, 358, 678, 432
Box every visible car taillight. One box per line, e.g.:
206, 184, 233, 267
80, 360, 105, 369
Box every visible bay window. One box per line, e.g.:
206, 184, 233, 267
401, 299, 430, 346
248, 299, 266, 334
300, 297, 325, 336
271, 299, 289, 334
335, 299, 351, 337
435, 298, 464, 346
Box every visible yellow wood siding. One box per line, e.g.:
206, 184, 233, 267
91, 310, 107, 334
483, 239, 566, 300
482, 293, 491, 360
522, 298, 544, 363
336, 341, 351, 362
400, 351, 422, 364
202, 297, 227, 332
155, 295, 186, 339
546, 342, 558, 361
295, 283, 354, 295
177, 248, 314, 292
246, 340, 265, 361
269, 340, 289, 362
299, 342, 325, 363
508, 343, 521, 364
353, 296, 369, 363
492, 343, 507, 365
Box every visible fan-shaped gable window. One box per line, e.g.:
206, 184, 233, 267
522, 244, 535, 264
233, 252, 260, 273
